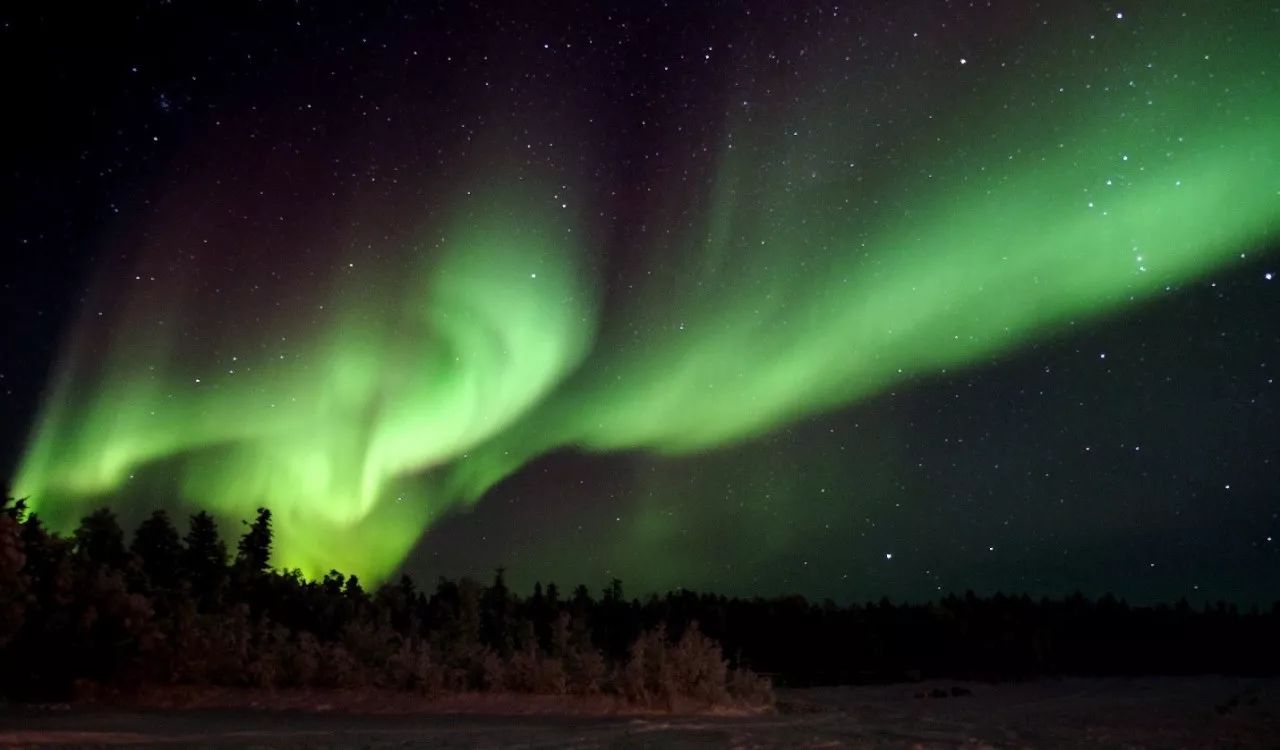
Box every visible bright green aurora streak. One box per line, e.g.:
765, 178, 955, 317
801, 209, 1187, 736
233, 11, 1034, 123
14, 7, 1279, 581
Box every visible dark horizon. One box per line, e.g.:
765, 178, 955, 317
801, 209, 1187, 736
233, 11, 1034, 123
8, 494, 1279, 611
4, 498, 1277, 706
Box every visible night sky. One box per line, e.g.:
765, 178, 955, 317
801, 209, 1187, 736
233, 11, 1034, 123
3, 1, 1277, 604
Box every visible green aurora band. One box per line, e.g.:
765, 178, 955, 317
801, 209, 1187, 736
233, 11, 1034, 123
13, 6, 1280, 580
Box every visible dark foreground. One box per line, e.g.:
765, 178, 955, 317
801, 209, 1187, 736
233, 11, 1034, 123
2, 678, 1277, 748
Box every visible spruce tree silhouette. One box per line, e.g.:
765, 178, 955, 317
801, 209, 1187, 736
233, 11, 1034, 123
482, 567, 514, 656
0, 497, 27, 648
73, 508, 127, 568
131, 509, 181, 590
235, 507, 273, 578
182, 511, 227, 607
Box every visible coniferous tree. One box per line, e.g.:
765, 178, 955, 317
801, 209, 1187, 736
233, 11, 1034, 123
482, 567, 513, 656
1, 497, 26, 521
456, 577, 482, 649
182, 511, 227, 604
131, 509, 182, 590
529, 581, 552, 651
17, 513, 60, 598
73, 508, 127, 568
234, 507, 272, 577
604, 578, 624, 604
0, 498, 27, 647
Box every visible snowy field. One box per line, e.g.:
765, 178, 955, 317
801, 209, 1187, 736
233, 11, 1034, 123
2, 677, 1277, 748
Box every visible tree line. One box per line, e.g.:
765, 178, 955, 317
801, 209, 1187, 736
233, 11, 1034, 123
2, 498, 1277, 706
0, 499, 769, 707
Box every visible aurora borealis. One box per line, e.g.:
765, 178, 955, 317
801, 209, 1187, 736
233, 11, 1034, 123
4, 1, 1278, 599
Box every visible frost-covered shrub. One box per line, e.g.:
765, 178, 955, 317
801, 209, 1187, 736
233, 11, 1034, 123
479, 648, 506, 690
534, 656, 568, 694
342, 618, 398, 671
670, 623, 728, 704
284, 631, 321, 686
727, 666, 774, 707
413, 642, 446, 696
505, 647, 539, 692
623, 626, 677, 707
319, 642, 363, 688
245, 620, 289, 688
567, 643, 608, 695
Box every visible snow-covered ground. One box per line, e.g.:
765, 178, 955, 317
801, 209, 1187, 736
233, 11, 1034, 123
3, 677, 1277, 747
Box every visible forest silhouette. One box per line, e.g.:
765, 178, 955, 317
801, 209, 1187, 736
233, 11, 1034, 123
1, 497, 1276, 707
